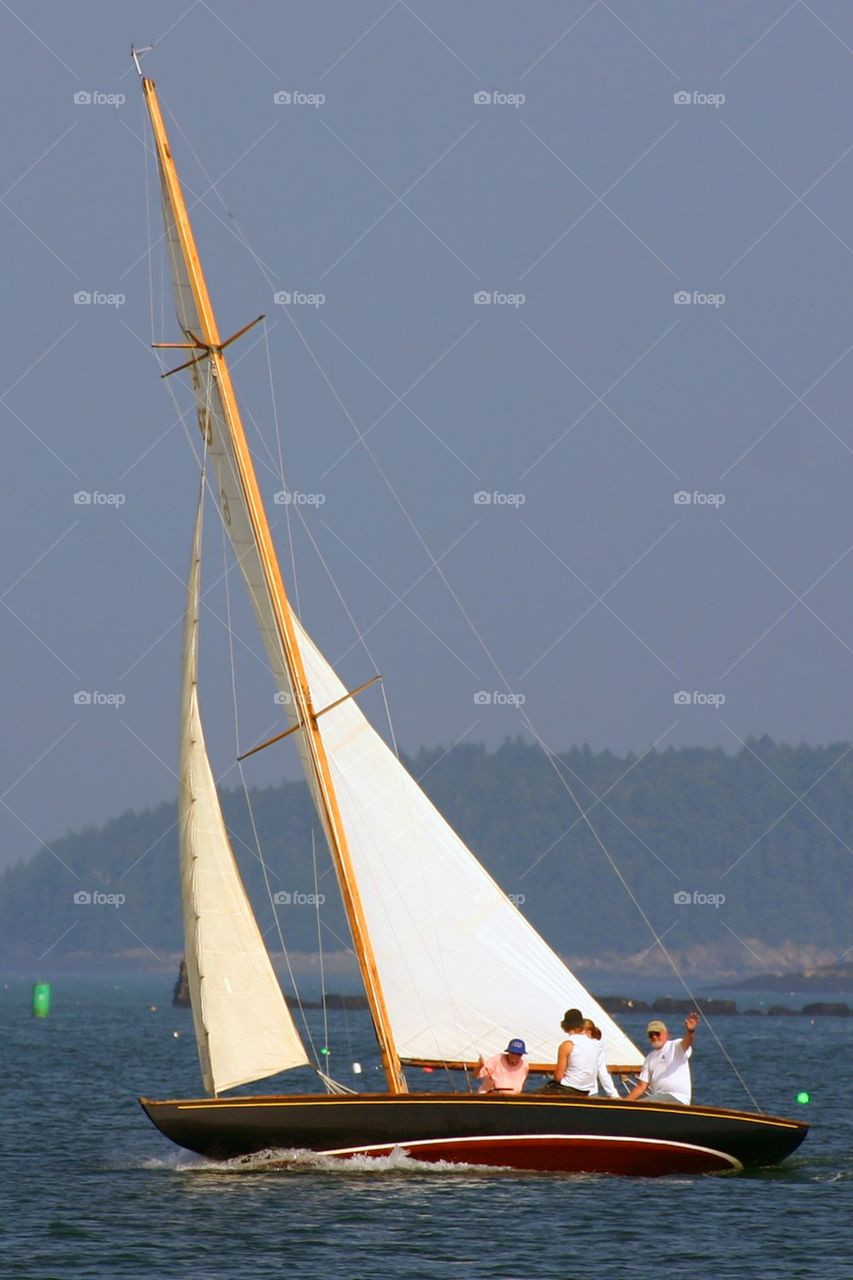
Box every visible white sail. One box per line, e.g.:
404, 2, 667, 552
180, 493, 309, 1094
294, 620, 644, 1070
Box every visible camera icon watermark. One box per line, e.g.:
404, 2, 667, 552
273, 491, 326, 506
73, 290, 125, 307
673, 90, 725, 108
673, 290, 725, 307
473, 490, 526, 507
73, 889, 126, 906
273, 290, 325, 308
473, 90, 525, 108
273, 691, 293, 705
474, 690, 526, 707
73, 90, 125, 108
673, 491, 725, 507
474, 290, 525, 307
673, 690, 726, 708
674, 889, 726, 907
73, 690, 126, 707
273, 90, 325, 107
74, 490, 126, 507
273, 890, 326, 905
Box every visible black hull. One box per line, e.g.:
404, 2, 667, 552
139, 1092, 808, 1176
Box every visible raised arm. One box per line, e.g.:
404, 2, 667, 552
681, 1012, 700, 1051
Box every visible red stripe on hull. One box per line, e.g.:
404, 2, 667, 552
325, 1135, 739, 1176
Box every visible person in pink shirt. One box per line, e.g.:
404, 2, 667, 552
477, 1038, 530, 1093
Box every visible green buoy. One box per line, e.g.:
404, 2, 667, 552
32, 982, 51, 1018
795, 1091, 811, 1105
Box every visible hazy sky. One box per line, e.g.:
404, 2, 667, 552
3, 1, 853, 870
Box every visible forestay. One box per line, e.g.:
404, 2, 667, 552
179, 493, 309, 1094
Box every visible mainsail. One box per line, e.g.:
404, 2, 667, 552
148, 78, 642, 1077
295, 622, 643, 1069
179, 491, 309, 1094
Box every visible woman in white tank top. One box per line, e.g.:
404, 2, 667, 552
552, 1009, 601, 1095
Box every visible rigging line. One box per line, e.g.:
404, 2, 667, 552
163, 91, 407, 769
311, 828, 330, 1066
533, 739, 762, 1112
261, 460, 405, 765
149, 93, 679, 1086
260, 316, 304, 621
316, 1070, 356, 1095
267, 326, 547, 1060
163, 102, 280, 290
163, 93, 403, 764
295, 369, 760, 1100
256, 319, 405, 762
214, 383, 323, 1075
265, 274, 760, 1102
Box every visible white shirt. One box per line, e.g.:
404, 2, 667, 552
639, 1038, 692, 1104
560, 1034, 601, 1092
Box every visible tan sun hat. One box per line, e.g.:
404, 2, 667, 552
646, 1019, 667, 1034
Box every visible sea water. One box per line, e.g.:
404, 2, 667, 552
2, 976, 850, 1280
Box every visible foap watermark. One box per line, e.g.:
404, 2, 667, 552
673, 490, 725, 507
474, 90, 525, 108
73, 890, 126, 907
73, 690, 126, 707
273, 90, 325, 107
73, 90, 125, 108
673, 90, 725, 109
673, 690, 726, 708
273, 891, 326, 905
474, 290, 525, 307
674, 889, 726, 908
74, 490, 125, 506
273, 290, 325, 308
273, 490, 325, 506
474, 886, 526, 907
74, 290, 125, 307
474, 490, 525, 507
673, 290, 725, 307
474, 690, 526, 707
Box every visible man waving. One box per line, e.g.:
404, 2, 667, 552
625, 1013, 700, 1105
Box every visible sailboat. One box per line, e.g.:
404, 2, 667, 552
134, 57, 808, 1176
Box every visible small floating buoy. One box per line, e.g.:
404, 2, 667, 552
320, 1046, 330, 1056
796, 1091, 811, 1105
172, 1030, 180, 1038
352, 1062, 362, 1074
148, 1005, 158, 1012
32, 982, 51, 1018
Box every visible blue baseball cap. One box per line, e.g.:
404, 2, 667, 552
505, 1038, 527, 1056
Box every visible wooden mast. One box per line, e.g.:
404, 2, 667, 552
140, 74, 407, 1095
